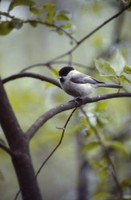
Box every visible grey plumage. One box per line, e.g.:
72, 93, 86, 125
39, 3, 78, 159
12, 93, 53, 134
58, 66, 122, 97
70, 73, 122, 88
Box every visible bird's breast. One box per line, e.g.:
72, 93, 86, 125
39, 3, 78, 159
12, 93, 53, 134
62, 80, 96, 97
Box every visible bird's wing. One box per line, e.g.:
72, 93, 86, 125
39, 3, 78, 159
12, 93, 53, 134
70, 73, 104, 84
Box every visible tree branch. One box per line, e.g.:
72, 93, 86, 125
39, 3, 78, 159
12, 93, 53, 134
2, 72, 60, 88
35, 107, 77, 177
0, 79, 24, 149
0, 11, 77, 43
14, 107, 77, 200
76, 3, 131, 50
45, 2, 131, 63
0, 143, 13, 156
24, 20, 78, 43
26, 92, 131, 141
0, 78, 42, 200
9, 2, 131, 80
20, 63, 58, 74
19, 61, 92, 74
80, 107, 123, 199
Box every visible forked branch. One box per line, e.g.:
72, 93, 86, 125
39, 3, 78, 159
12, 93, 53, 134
26, 92, 131, 141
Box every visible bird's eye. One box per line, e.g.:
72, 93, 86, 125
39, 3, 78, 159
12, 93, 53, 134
60, 77, 65, 83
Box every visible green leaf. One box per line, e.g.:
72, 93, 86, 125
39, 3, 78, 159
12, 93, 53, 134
60, 22, 72, 29
54, 28, 64, 35
56, 10, 71, 21
0, 19, 23, 35
107, 141, 128, 154
56, 14, 69, 21
124, 65, 131, 74
0, 22, 14, 35
29, 21, 38, 27
95, 59, 116, 76
120, 75, 131, 83
92, 192, 113, 200
98, 168, 109, 180
91, 158, 108, 170
30, 7, 42, 15
11, 19, 23, 29
43, 3, 55, 24
83, 141, 100, 152
109, 50, 126, 76
8, 0, 35, 12
91, 160, 102, 169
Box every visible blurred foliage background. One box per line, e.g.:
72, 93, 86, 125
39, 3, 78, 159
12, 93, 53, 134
0, 0, 131, 200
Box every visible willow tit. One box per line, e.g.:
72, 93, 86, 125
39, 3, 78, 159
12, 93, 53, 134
58, 66, 122, 97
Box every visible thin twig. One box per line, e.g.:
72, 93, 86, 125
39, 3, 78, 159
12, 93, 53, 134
26, 92, 131, 141
44, 3, 131, 63
76, 3, 130, 50
0, 11, 16, 20
0, 11, 77, 43
19, 61, 92, 75
14, 107, 77, 200
15, 3, 131, 74
35, 107, 77, 177
20, 63, 58, 74
93, 2, 126, 63
80, 106, 123, 199
10, 3, 130, 75
24, 20, 78, 43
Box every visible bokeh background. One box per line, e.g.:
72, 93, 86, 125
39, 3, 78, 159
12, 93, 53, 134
0, 0, 131, 200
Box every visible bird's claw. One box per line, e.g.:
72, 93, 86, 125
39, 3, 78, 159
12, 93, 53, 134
69, 97, 83, 106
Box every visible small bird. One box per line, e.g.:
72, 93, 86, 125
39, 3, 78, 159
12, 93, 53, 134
58, 66, 122, 97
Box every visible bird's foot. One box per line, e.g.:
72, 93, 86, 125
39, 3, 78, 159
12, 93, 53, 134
69, 97, 83, 106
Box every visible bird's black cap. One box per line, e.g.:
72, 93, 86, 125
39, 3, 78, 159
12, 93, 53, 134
59, 66, 74, 76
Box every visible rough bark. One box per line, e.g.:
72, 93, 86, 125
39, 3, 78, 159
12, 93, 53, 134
0, 78, 42, 200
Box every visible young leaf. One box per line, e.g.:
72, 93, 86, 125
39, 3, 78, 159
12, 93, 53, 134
11, 19, 23, 29
60, 23, 72, 29
29, 21, 38, 27
83, 141, 100, 152
107, 141, 128, 154
123, 65, 131, 74
0, 22, 14, 35
98, 168, 109, 180
95, 59, 116, 76
109, 50, 126, 76
120, 75, 131, 83
56, 10, 72, 21
56, 14, 69, 21
30, 7, 42, 15
43, 3, 55, 24
8, 0, 35, 12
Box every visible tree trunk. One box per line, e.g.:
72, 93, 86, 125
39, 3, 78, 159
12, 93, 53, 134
0, 79, 42, 200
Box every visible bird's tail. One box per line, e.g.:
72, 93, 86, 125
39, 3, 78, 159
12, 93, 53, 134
97, 83, 122, 89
